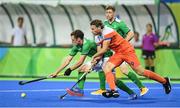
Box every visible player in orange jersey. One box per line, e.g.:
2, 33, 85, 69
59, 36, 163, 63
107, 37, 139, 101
90, 19, 171, 98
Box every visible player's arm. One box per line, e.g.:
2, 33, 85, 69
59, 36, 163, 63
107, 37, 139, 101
119, 21, 134, 41
125, 31, 134, 42
97, 45, 102, 51
96, 45, 103, 59
69, 55, 87, 71
93, 40, 110, 60
64, 42, 91, 76
154, 35, 159, 47
63, 55, 87, 76
50, 55, 73, 77
91, 45, 103, 65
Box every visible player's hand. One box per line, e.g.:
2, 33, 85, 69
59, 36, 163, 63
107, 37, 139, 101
64, 68, 72, 76
49, 73, 58, 78
83, 65, 92, 73
91, 56, 101, 64
91, 60, 97, 66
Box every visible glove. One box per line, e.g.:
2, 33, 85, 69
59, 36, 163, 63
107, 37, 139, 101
64, 68, 72, 76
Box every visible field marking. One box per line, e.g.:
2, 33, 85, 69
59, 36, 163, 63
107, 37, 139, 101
0, 87, 180, 93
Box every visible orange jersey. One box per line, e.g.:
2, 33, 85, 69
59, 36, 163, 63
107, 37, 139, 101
102, 26, 133, 53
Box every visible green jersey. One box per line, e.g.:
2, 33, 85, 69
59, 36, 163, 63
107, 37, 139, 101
104, 50, 113, 57
69, 38, 113, 58
69, 38, 97, 57
104, 18, 130, 38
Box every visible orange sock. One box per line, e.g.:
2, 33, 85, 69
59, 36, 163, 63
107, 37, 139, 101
106, 72, 116, 90
143, 70, 166, 84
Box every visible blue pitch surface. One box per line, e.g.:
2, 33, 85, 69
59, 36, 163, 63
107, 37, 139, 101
0, 80, 180, 107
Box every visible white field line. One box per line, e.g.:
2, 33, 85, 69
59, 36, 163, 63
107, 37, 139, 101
0, 87, 180, 93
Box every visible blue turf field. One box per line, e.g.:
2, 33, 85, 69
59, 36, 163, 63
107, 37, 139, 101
0, 80, 180, 107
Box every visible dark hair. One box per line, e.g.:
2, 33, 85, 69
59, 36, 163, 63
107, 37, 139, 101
90, 19, 104, 29
105, 5, 115, 12
146, 23, 152, 28
18, 17, 24, 22
134, 31, 139, 37
71, 30, 84, 40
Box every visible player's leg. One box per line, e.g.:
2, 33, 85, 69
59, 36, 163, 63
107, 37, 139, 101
102, 53, 123, 98
145, 59, 150, 70
103, 61, 137, 99
101, 57, 137, 99
125, 51, 171, 94
91, 71, 106, 95
66, 64, 87, 96
91, 57, 136, 97
133, 65, 171, 94
145, 50, 156, 72
98, 71, 106, 90
102, 62, 119, 98
90, 58, 106, 95
149, 51, 156, 72
142, 50, 150, 70
120, 62, 148, 96
115, 78, 137, 100
91, 57, 137, 99
149, 58, 155, 72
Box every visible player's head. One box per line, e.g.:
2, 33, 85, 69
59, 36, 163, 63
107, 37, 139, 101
90, 19, 104, 36
105, 5, 115, 21
70, 30, 84, 45
17, 17, 24, 27
146, 23, 152, 33
134, 31, 139, 41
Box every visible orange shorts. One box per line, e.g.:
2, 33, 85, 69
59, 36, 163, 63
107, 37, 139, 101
108, 49, 140, 68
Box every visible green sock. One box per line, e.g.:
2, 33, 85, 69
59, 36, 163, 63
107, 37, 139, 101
98, 71, 106, 90
78, 72, 86, 90
127, 71, 145, 89
116, 79, 134, 95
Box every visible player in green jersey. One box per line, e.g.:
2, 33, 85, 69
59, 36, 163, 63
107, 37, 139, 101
50, 30, 137, 99
91, 5, 148, 96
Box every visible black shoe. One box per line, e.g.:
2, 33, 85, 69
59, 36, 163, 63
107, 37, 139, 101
163, 77, 171, 94
102, 90, 119, 98
102, 90, 113, 98
112, 90, 119, 98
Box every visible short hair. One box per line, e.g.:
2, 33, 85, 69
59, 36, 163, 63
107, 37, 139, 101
90, 19, 104, 29
105, 5, 115, 12
17, 17, 24, 22
146, 23, 152, 28
134, 31, 139, 37
71, 30, 84, 40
